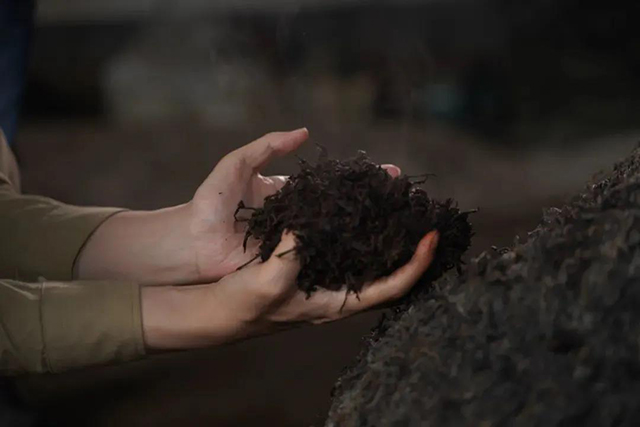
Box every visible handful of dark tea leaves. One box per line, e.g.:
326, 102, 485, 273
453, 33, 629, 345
236, 150, 474, 296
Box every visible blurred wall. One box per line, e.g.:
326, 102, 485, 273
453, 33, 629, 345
37, 0, 439, 22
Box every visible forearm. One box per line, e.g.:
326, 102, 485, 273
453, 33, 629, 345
141, 283, 253, 350
75, 203, 200, 286
0, 277, 235, 375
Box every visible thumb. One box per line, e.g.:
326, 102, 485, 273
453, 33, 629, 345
380, 164, 402, 178
260, 231, 302, 289
351, 230, 439, 310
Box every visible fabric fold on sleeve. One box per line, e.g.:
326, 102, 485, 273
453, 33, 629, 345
0, 188, 125, 281
0, 279, 145, 376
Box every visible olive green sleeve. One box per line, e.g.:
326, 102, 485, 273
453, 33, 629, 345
0, 279, 145, 375
0, 186, 124, 281
0, 131, 124, 281
0, 132, 145, 375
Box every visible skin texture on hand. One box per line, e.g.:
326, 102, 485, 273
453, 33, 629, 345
76, 128, 402, 286
189, 129, 311, 281
73, 127, 435, 350
188, 128, 401, 281
141, 230, 439, 350
75, 129, 309, 285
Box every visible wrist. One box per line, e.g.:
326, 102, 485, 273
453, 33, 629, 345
141, 284, 210, 350
141, 283, 248, 350
76, 203, 200, 286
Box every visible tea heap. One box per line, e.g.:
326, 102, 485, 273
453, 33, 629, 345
237, 151, 473, 295
326, 146, 640, 426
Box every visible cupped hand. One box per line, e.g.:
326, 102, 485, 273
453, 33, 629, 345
188, 128, 402, 282
188, 129, 308, 281
77, 128, 401, 287
203, 230, 439, 343
142, 230, 439, 349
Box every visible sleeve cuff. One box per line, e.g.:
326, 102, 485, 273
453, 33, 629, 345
0, 190, 125, 281
41, 280, 145, 373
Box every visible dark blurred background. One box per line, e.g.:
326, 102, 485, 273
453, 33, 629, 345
11, 0, 640, 425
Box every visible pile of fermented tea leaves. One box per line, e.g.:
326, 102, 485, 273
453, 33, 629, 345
326, 145, 640, 427
237, 150, 473, 295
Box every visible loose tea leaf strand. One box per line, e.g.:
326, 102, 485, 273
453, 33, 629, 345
237, 150, 473, 295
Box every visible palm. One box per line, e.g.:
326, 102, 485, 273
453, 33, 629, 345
205, 230, 438, 339
187, 129, 399, 284
194, 174, 287, 280
189, 131, 307, 282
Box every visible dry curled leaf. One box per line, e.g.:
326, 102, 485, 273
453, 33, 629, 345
237, 150, 474, 295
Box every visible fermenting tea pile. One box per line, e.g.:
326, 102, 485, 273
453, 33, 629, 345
326, 146, 640, 426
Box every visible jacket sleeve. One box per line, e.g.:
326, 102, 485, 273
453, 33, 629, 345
0, 130, 124, 281
0, 131, 145, 374
0, 278, 145, 375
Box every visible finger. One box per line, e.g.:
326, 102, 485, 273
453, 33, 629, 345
256, 174, 289, 195
260, 231, 302, 288
269, 175, 290, 192
381, 164, 402, 178
249, 175, 290, 208
207, 129, 307, 209
233, 128, 309, 173
346, 231, 439, 311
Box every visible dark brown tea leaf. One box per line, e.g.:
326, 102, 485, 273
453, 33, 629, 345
238, 151, 473, 295
326, 145, 640, 427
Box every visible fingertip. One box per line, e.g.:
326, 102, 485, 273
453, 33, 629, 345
290, 127, 309, 141
414, 230, 439, 263
428, 230, 440, 252
381, 164, 402, 178
279, 127, 309, 152
263, 230, 302, 281
281, 229, 297, 245
271, 230, 298, 257
295, 127, 309, 136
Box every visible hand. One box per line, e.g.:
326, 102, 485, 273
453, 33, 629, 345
189, 128, 401, 282
76, 128, 401, 286
141, 230, 439, 349
75, 129, 309, 285
188, 128, 309, 281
